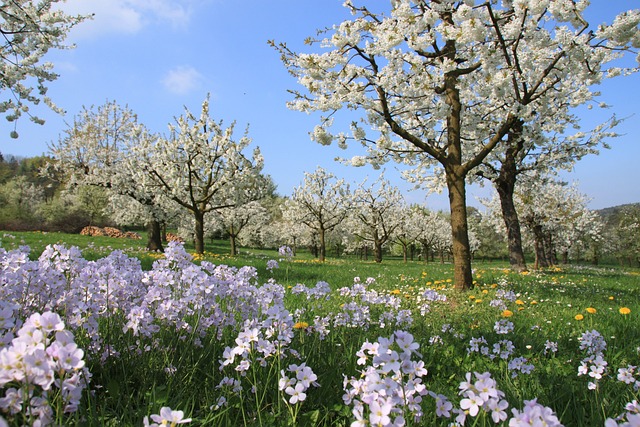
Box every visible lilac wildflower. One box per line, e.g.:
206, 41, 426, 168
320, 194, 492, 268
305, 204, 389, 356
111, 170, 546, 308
494, 319, 514, 335
266, 259, 279, 272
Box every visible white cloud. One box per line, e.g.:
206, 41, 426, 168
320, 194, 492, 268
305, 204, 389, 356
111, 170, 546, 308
59, 0, 195, 39
161, 66, 204, 95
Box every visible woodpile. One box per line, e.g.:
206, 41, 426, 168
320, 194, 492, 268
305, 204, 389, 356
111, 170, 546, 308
165, 232, 184, 243
80, 226, 142, 240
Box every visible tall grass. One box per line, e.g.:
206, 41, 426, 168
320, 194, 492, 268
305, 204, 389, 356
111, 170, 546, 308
0, 231, 638, 426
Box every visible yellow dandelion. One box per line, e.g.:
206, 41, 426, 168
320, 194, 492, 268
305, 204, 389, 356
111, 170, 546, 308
515, 299, 525, 305
609, 296, 615, 300
482, 289, 489, 294
390, 289, 401, 295
469, 295, 476, 300
294, 321, 309, 329
586, 307, 597, 314
575, 314, 584, 321
475, 299, 482, 304
530, 301, 538, 305
518, 307, 525, 311
619, 307, 631, 315
491, 283, 498, 289
502, 310, 513, 318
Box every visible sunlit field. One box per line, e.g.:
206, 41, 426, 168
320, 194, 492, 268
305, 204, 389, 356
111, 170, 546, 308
0, 232, 638, 426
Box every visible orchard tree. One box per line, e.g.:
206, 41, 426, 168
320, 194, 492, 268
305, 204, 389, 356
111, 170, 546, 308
347, 175, 405, 263
392, 204, 424, 262
491, 176, 601, 269
1, 0, 88, 137
274, 1, 640, 290
214, 200, 271, 256
128, 95, 265, 254
412, 208, 450, 263
282, 167, 351, 261
49, 101, 169, 251
477, 113, 620, 272
264, 215, 312, 254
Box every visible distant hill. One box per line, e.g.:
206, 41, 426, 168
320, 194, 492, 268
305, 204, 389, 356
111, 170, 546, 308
596, 202, 640, 225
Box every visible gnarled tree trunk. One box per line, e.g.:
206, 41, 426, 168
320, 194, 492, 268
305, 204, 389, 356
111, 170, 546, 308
146, 220, 164, 252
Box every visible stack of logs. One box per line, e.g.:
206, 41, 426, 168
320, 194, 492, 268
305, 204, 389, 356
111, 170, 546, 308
80, 226, 142, 240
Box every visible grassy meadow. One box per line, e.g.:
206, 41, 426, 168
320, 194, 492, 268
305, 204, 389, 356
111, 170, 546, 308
0, 230, 639, 426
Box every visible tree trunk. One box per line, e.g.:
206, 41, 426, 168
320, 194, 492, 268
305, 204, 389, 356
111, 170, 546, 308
229, 235, 237, 256
544, 233, 556, 266
319, 228, 326, 262
494, 121, 528, 272
374, 240, 383, 263
229, 224, 237, 256
194, 210, 205, 254
495, 180, 528, 273
421, 242, 429, 263
146, 220, 164, 252
446, 168, 474, 290
532, 225, 548, 269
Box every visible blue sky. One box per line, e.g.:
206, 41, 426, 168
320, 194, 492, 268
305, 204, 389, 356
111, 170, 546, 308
1, 0, 638, 211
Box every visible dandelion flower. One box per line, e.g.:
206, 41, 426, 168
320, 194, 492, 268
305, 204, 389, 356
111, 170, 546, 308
575, 314, 584, 321
294, 322, 309, 329
586, 307, 597, 314
515, 299, 525, 305
619, 307, 631, 315
609, 296, 615, 300
502, 310, 513, 318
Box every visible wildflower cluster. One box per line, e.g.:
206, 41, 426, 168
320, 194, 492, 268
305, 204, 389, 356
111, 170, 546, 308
454, 372, 509, 424
290, 281, 331, 300
0, 311, 89, 426
605, 400, 640, 427
343, 330, 428, 426
334, 277, 417, 329
279, 362, 320, 423
509, 398, 564, 426
467, 336, 533, 377
577, 329, 608, 390
278, 245, 294, 259
617, 365, 640, 390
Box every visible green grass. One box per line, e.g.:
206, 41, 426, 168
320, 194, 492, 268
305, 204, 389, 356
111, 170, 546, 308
1, 230, 639, 426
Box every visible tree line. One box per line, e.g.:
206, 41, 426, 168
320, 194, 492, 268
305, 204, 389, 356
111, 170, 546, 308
2, 1, 639, 289
1, 142, 638, 268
